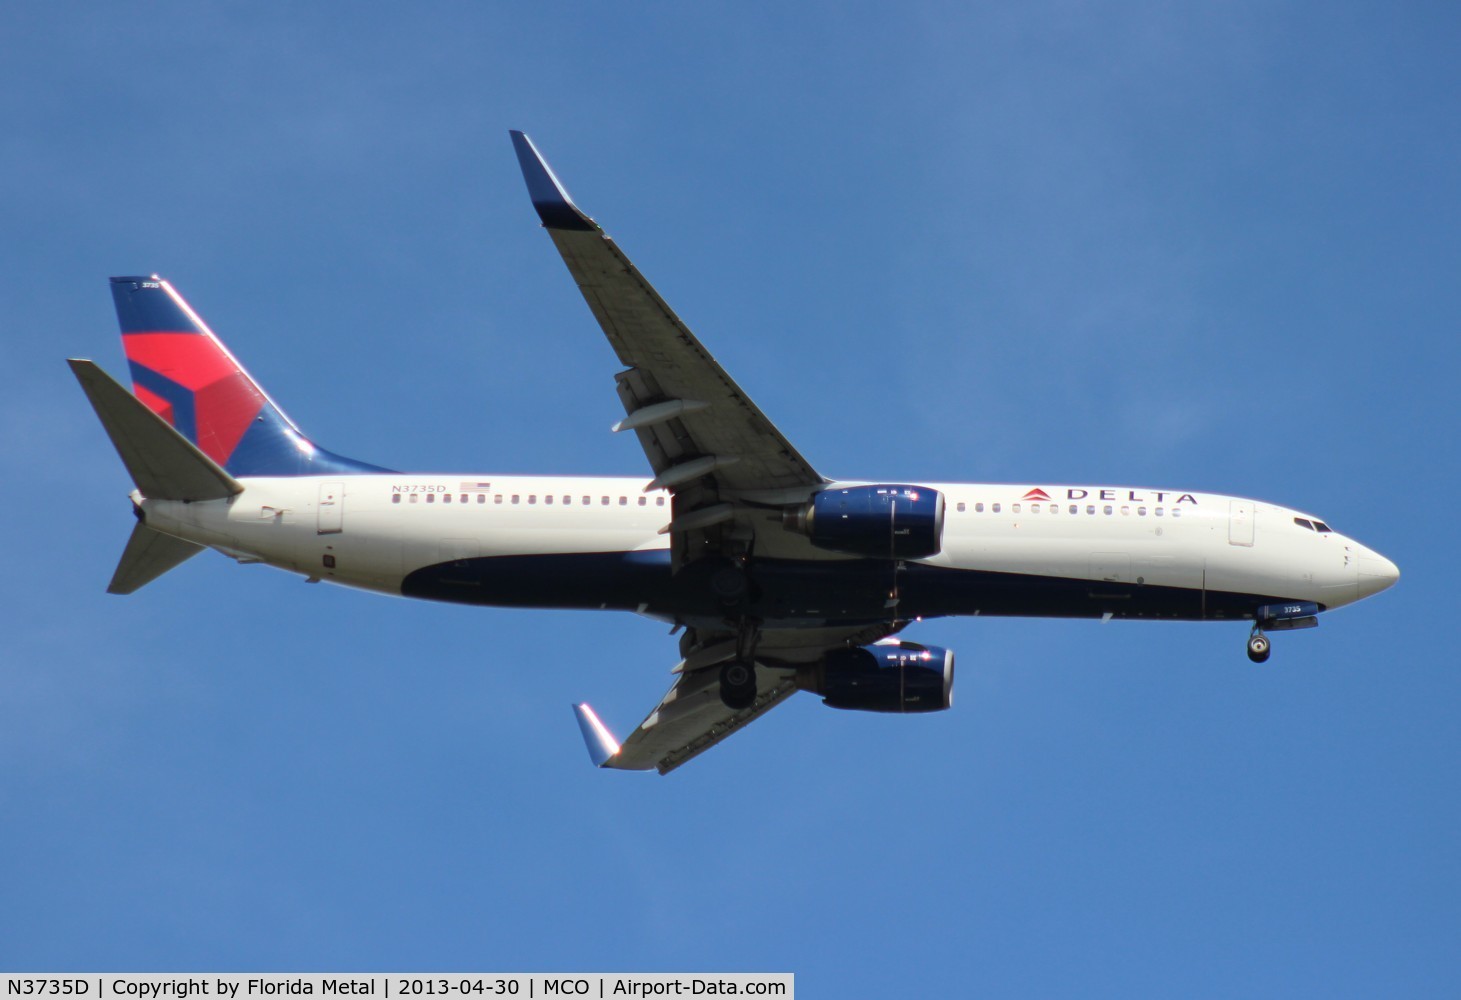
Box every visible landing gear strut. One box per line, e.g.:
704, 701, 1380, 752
1246, 627, 1271, 664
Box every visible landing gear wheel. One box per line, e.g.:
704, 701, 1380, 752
719, 660, 757, 710
1247, 630, 1271, 664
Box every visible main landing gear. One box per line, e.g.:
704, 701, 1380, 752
1246, 626, 1271, 664
719, 660, 758, 710
718, 618, 760, 711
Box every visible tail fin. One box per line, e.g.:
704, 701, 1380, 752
109, 276, 387, 477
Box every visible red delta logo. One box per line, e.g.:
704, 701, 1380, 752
1021, 488, 1052, 502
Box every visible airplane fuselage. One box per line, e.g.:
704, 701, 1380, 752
139, 474, 1392, 630
74, 133, 1401, 770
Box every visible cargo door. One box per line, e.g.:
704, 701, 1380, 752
317, 481, 344, 535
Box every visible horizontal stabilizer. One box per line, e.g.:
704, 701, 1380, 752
68, 359, 242, 501
108, 522, 205, 594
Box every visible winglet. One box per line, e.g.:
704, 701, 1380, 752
510, 131, 597, 232
572, 703, 621, 768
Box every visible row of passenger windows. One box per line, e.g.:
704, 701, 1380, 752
953, 501, 1183, 518
392, 492, 667, 508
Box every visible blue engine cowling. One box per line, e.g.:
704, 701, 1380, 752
784, 484, 946, 559
796, 641, 955, 713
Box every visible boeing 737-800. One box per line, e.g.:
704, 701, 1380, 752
69, 131, 1399, 773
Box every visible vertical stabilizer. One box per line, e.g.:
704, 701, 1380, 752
109, 276, 388, 477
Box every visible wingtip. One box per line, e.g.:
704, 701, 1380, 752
510, 131, 596, 232
572, 702, 621, 768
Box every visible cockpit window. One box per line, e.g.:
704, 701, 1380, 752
1294, 517, 1314, 531
1314, 521, 1332, 533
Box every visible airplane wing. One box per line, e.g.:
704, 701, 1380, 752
575, 666, 798, 775
510, 131, 827, 571
572, 620, 906, 774
511, 132, 902, 772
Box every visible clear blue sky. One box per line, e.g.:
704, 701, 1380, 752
3, 3, 1457, 994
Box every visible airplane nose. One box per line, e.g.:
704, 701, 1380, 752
1356, 549, 1400, 599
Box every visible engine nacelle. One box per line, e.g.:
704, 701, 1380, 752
783, 484, 945, 559
797, 640, 955, 713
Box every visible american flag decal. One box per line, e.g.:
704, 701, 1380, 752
459, 482, 493, 493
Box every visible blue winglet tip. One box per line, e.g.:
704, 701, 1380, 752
572, 703, 620, 768
510, 130, 595, 232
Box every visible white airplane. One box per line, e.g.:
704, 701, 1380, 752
70, 131, 1399, 774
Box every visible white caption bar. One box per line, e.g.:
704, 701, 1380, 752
4, 976, 792, 1000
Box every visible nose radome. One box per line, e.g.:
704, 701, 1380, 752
1356, 549, 1400, 598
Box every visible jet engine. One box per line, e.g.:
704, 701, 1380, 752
783, 484, 945, 559
796, 640, 955, 713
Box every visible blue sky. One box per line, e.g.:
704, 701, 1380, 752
3, 2, 1458, 994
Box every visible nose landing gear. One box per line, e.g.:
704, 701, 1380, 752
1244, 602, 1321, 663
1246, 627, 1271, 663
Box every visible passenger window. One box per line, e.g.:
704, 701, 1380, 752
1121, 506, 1129, 515
392, 494, 401, 504
1030, 503, 1040, 514
1068, 504, 1077, 514
1086, 505, 1095, 515
494, 495, 503, 504
1155, 507, 1164, 517
992, 503, 1001, 513
1013, 503, 1021, 514
956, 502, 966, 513
1103, 505, 1112, 515
1138, 506, 1147, 516
545, 496, 553, 505
619, 497, 627, 506
529, 495, 537, 504
582, 496, 591, 505
601, 497, 609, 506
1172, 508, 1181, 518
426, 494, 435, 503
443, 494, 452, 504
409, 494, 418, 504
656, 496, 666, 506
563, 496, 571, 505
459, 495, 467, 504
975, 503, 984, 513
636, 496, 645, 506
512, 495, 520, 504
477, 494, 486, 504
